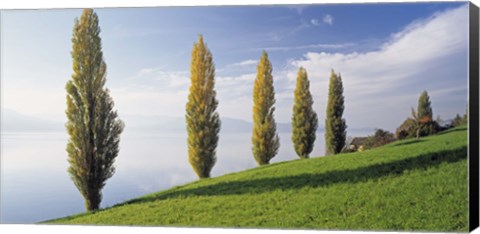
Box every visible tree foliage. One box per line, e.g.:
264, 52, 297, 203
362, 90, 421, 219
417, 90, 433, 120
186, 35, 221, 179
452, 114, 467, 127
66, 9, 124, 211
325, 70, 347, 155
413, 91, 439, 138
396, 91, 439, 140
395, 118, 417, 140
452, 103, 469, 127
252, 51, 280, 165
365, 129, 396, 149
291, 67, 318, 159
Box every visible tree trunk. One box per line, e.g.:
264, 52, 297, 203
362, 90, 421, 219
85, 189, 100, 211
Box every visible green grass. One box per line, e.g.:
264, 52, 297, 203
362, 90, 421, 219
46, 126, 469, 232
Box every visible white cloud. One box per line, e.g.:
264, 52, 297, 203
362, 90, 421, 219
323, 14, 333, 26
103, 68, 192, 117
110, 88, 189, 118
134, 68, 190, 89
286, 5, 306, 15
251, 43, 355, 52
226, 59, 258, 67
118, 69, 257, 120
269, 19, 311, 42
310, 18, 320, 26
137, 68, 155, 76
287, 5, 468, 131
216, 73, 256, 120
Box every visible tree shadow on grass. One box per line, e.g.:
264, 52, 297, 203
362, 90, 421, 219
391, 139, 426, 147
125, 146, 467, 205
436, 127, 467, 135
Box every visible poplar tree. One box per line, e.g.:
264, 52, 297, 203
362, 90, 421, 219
413, 90, 437, 138
325, 69, 347, 155
417, 90, 433, 120
292, 67, 318, 159
252, 51, 280, 165
186, 35, 220, 179
66, 9, 124, 211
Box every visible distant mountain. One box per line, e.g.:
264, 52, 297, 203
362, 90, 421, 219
121, 114, 186, 133
122, 115, 312, 134
2, 108, 64, 132
347, 127, 376, 134
221, 117, 252, 133
1, 109, 336, 134
122, 115, 255, 133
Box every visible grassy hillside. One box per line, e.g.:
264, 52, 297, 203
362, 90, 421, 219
47, 127, 469, 232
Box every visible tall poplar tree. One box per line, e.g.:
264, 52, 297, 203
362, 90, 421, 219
292, 67, 318, 159
186, 35, 220, 179
252, 51, 280, 165
66, 9, 124, 211
325, 69, 347, 155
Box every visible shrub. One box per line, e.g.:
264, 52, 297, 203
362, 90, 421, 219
396, 118, 417, 140
419, 120, 441, 136
365, 129, 396, 149
452, 114, 467, 127
395, 117, 440, 140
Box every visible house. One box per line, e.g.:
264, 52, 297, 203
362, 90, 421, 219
349, 137, 369, 151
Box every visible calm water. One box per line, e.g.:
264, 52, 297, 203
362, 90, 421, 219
0, 129, 369, 223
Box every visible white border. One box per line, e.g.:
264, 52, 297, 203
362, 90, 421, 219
0, 0, 477, 10
0, 0, 478, 234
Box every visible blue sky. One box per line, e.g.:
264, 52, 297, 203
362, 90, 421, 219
1, 2, 469, 132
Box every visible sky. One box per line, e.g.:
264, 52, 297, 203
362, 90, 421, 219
1, 2, 469, 132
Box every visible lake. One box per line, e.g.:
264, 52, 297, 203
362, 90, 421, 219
0, 129, 370, 223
